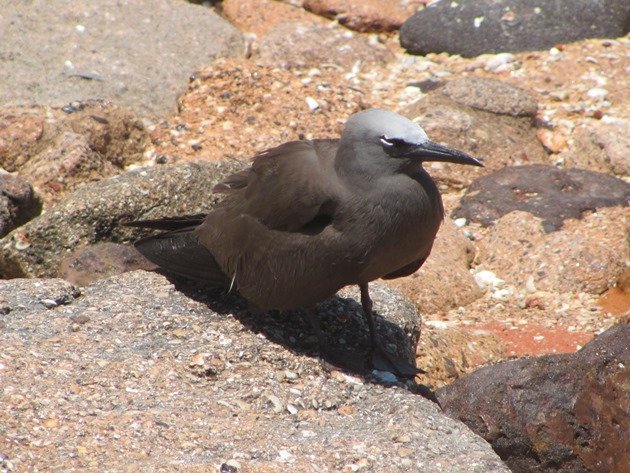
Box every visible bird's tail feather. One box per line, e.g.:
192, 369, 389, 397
126, 216, 228, 286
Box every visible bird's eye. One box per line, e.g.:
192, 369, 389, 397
380, 136, 408, 148
380, 136, 395, 148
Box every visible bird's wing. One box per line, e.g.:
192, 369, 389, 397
124, 215, 228, 285
214, 139, 341, 233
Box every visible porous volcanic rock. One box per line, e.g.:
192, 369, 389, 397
437, 323, 630, 473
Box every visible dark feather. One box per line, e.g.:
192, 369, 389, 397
124, 214, 207, 231
132, 222, 228, 286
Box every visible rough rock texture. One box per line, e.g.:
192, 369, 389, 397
0, 272, 509, 472
400, 0, 630, 57
221, 0, 328, 36
437, 323, 630, 473
0, 0, 244, 117
0, 102, 147, 204
477, 209, 629, 295
0, 162, 244, 279
441, 76, 538, 117
454, 165, 630, 231
385, 218, 483, 313
255, 22, 394, 69
0, 173, 42, 238
402, 88, 547, 189
565, 120, 630, 177
416, 326, 506, 389
59, 242, 156, 286
303, 0, 408, 32
147, 58, 366, 164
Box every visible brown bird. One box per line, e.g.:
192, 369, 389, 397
127, 109, 482, 376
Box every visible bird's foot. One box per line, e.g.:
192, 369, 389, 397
369, 342, 424, 378
317, 345, 370, 374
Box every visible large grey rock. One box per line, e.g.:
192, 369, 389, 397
0, 0, 244, 118
437, 323, 630, 473
254, 22, 394, 69
400, 0, 630, 57
0, 271, 509, 471
0, 161, 244, 278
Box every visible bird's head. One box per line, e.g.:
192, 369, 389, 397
339, 109, 483, 172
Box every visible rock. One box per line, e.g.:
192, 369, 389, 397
437, 323, 630, 473
0, 271, 509, 471
303, 0, 407, 32
59, 242, 156, 286
416, 325, 506, 389
565, 120, 630, 177
477, 208, 628, 295
147, 58, 365, 163
0, 161, 244, 279
221, 0, 327, 36
0, 0, 244, 117
254, 22, 394, 69
441, 77, 538, 118
0, 102, 147, 205
400, 0, 630, 57
402, 86, 547, 189
385, 218, 483, 313
0, 173, 42, 238
334, 283, 422, 371
453, 165, 630, 231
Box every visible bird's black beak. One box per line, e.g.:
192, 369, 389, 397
409, 140, 484, 167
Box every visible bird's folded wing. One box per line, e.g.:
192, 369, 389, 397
214, 139, 341, 233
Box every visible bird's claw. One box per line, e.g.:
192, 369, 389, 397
369, 342, 424, 378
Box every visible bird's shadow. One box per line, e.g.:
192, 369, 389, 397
167, 275, 436, 400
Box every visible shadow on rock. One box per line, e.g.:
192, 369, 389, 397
166, 274, 433, 394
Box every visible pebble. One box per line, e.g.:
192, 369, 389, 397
473, 270, 505, 291
40, 299, 58, 309
371, 370, 398, 384
305, 96, 319, 110
453, 217, 467, 228
586, 87, 608, 99
485, 53, 516, 72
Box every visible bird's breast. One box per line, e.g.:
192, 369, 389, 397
350, 171, 443, 282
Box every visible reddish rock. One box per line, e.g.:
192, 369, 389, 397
221, 0, 327, 36
0, 173, 42, 238
0, 102, 147, 205
416, 326, 506, 388
437, 323, 630, 473
598, 267, 630, 317
402, 89, 547, 190
565, 120, 630, 177
148, 58, 365, 164
303, 0, 408, 33
476, 208, 628, 295
477, 321, 595, 357
385, 218, 482, 313
59, 242, 156, 286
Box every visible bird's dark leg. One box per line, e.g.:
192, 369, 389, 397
359, 282, 378, 348
359, 283, 421, 377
